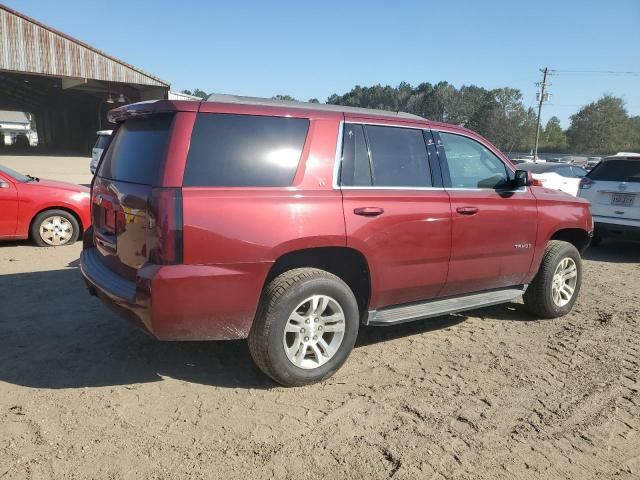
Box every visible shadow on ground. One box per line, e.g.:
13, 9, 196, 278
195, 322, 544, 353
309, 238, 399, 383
584, 238, 640, 264
5, 238, 630, 391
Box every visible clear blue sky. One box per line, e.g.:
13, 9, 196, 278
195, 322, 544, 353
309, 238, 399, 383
6, 0, 640, 126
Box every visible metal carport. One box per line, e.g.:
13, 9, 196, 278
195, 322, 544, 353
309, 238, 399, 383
0, 4, 170, 153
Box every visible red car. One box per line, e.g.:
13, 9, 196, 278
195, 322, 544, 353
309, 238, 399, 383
0, 164, 90, 246
80, 96, 593, 386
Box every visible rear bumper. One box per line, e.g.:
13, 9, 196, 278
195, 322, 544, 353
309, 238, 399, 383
594, 217, 640, 240
80, 248, 270, 340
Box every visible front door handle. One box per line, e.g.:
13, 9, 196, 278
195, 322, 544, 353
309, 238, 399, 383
354, 207, 384, 217
456, 206, 479, 216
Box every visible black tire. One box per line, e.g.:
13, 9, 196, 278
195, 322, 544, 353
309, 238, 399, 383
523, 240, 582, 318
589, 235, 602, 247
30, 209, 80, 247
248, 268, 359, 387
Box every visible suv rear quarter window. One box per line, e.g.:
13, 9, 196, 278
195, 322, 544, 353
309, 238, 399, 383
183, 114, 309, 187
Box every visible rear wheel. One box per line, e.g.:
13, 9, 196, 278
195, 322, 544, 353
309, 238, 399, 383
31, 209, 79, 247
523, 240, 582, 318
248, 268, 359, 386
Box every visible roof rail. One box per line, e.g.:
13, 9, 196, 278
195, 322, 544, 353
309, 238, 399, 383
205, 93, 426, 121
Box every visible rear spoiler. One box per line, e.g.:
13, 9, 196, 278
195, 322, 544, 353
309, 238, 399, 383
108, 100, 200, 123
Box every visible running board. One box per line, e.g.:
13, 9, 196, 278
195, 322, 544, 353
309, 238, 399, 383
365, 286, 527, 326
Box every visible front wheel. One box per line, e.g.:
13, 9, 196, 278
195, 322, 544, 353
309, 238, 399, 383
248, 268, 359, 387
31, 209, 80, 247
523, 240, 582, 318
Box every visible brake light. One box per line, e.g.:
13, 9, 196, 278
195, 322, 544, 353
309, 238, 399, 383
148, 187, 183, 265
579, 177, 594, 190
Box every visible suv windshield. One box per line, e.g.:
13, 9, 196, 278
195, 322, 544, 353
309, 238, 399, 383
0, 164, 30, 182
98, 114, 173, 185
589, 159, 640, 183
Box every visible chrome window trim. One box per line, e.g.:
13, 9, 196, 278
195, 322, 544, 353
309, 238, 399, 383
447, 187, 528, 193
332, 121, 527, 193
332, 120, 344, 189
340, 186, 445, 191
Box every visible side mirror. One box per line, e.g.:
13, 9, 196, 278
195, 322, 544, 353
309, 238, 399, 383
514, 170, 531, 188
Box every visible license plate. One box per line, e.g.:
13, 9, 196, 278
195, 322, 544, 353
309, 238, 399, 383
611, 193, 635, 206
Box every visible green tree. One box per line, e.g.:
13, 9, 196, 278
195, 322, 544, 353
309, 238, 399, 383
539, 116, 568, 152
307, 98, 320, 103
567, 95, 636, 154
180, 88, 209, 99
272, 94, 297, 101
326, 82, 538, 152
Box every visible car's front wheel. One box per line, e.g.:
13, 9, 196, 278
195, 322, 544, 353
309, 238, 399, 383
31, 209, 79, 247
248, 268, 359, 386
523, 240, 582, 318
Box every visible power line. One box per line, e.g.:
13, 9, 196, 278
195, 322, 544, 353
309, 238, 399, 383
553, 69, 640, 76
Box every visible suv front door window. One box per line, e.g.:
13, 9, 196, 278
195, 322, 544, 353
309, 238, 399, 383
439, 132, 510, 189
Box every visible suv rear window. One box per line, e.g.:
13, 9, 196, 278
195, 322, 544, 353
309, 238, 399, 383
94, 134, 110, 150
589, 159, 640, 183
98, 115, 173, 185
183, 113, 309, 187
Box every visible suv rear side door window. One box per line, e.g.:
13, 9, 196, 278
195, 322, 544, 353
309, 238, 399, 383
365, 125, 431, 187
438, 132, 509, 189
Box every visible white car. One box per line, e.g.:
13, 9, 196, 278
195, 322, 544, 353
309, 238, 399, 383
520, 163, 587, 196
90, 130, 112, 175
578, 153, 640, 245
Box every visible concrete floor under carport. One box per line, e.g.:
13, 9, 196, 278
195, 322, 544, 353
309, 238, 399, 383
0, 154, 93, 186
0, 71, 166, 155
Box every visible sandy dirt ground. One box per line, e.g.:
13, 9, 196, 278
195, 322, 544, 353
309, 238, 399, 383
0, 156, 639, 479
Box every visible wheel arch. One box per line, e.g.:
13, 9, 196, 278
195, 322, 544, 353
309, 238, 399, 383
264, 246, 372, 320
550, 227, 592, 254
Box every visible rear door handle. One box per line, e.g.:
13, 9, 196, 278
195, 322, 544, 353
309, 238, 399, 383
354, 207, 384, 217
456, 206, 479, 216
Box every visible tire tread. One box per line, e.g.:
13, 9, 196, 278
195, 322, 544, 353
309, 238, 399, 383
248, 268, 351, 386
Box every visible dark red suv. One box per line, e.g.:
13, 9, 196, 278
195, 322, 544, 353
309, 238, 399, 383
80, 95, 593, 386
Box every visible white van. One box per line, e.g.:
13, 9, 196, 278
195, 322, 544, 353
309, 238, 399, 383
90, 130, 112, 175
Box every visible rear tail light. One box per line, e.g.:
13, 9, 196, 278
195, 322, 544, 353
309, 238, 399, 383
148, 187, 183, 265
531, 176, 543, 187
579, 177, 594, 190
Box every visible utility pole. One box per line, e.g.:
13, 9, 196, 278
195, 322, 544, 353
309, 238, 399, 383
533, 67, 551, 162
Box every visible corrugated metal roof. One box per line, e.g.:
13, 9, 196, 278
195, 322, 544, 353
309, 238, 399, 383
168, 90, 201, 101
0, 109, 29, 123
0, 4, 169, 87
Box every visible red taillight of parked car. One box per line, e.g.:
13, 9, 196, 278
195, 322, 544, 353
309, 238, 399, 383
148, 187, 183, 265
579, 177, 594, 190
